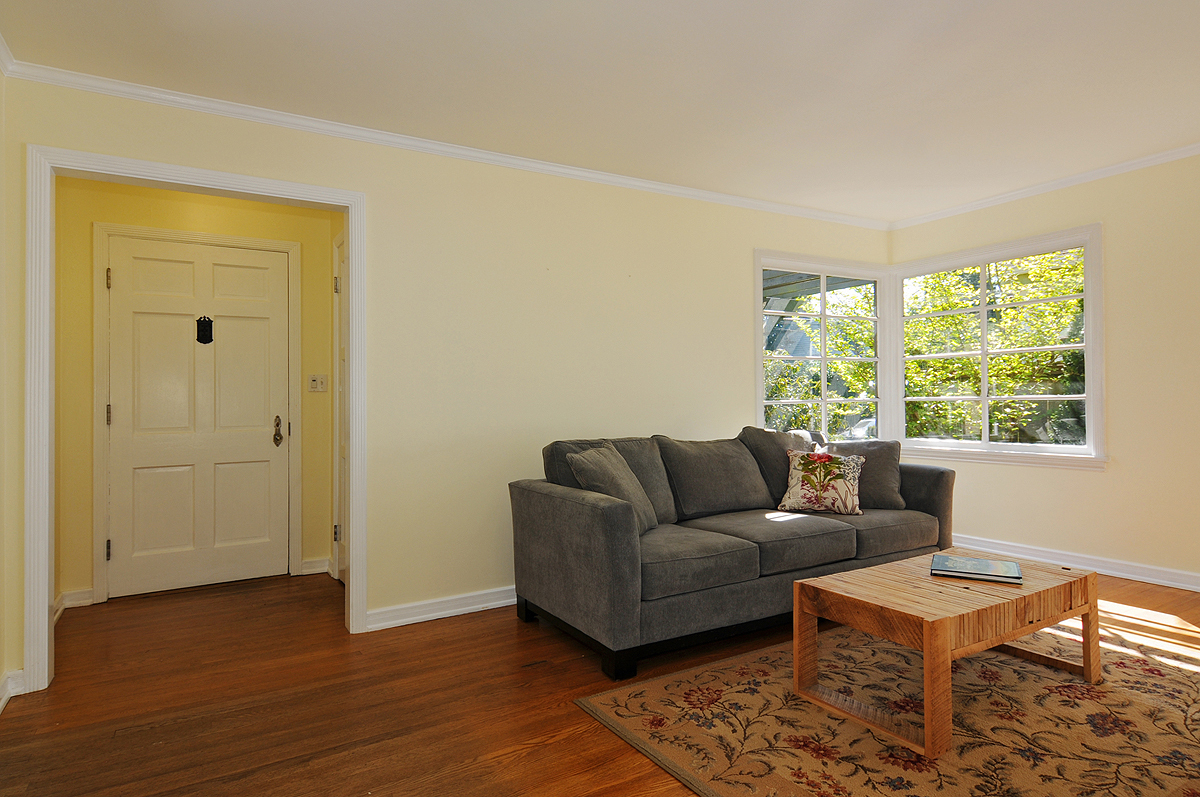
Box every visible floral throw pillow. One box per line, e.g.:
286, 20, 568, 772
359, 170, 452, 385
778, 448, 865, 515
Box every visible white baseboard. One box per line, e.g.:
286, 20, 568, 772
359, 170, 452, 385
366, 586, 517, 632
300, 558, 331, 576
955, 535, 1200, 593
53, 589, 95, 624
1, 670, 26, 716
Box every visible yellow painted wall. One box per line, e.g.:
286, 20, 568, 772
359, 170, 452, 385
53, 177, 342, 595
890, 155, 1200, 574
1, 79, 888, 675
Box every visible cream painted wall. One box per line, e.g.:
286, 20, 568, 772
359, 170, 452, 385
891, 156, 1200, 575
6, 74, 1200, 684
53, 177, 341, 595
1, 79, 889, 675
4, 73, 1200, 686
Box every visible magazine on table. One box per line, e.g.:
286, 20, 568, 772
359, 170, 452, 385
930, 554, 1023, 584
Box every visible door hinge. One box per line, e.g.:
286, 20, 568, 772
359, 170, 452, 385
333, 524, 340, 542
334, 276, 341, 294
106, 268, 111, 289
106, 539, 111, 561
288, 422, 291, 436
106, 404, 112, 425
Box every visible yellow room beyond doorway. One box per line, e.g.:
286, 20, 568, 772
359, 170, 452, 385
55, 176, 345, 600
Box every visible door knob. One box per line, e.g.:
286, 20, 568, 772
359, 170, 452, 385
274, 416, 283, 447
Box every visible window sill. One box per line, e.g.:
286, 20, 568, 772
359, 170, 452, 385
900, 444, 1108, 471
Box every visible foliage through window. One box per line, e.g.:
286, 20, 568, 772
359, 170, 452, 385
762, 271, 878, 441
903, 248, 1087, 446
760, 231, 1100, 463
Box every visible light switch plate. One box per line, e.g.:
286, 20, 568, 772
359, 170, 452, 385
308, 374, 328, 392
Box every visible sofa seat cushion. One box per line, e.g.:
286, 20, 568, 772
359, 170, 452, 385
679, 510, 856, 576
823, 509, 940, 559
640, 525, 760, 600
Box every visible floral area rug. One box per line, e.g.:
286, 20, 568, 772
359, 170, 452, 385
576, 618, 1200, 797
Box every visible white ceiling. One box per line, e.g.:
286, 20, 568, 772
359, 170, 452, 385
3, 0, 1200, 226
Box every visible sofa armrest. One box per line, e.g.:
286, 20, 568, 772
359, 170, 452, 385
898, 463, 955, 549
508, 479, 642, 651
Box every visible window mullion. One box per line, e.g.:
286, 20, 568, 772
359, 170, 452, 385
820, 274, 827, 438
878, 272, 902, 442
978, 269, 989, 443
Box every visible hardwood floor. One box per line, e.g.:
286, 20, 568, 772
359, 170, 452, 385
1, 572, 1196, 796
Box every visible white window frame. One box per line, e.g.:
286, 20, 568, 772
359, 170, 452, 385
892, 224, 1105, 469
755, 251, 896, 440
755, 224, 1106, 470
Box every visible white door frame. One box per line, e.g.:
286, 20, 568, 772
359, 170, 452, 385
331, 229, 347, 582
91, 224, 305, 599
25, 145, 369, 693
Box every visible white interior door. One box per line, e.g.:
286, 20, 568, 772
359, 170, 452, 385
106, 236, 290, 597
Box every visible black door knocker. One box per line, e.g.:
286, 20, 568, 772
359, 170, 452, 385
196, 316, 214, 344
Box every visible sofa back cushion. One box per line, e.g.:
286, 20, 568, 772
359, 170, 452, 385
566, 442, 659, 534
652, 436, 774, 520
824, 439, 905, 510
737, 426, 822, 505
543, 437, 677, 524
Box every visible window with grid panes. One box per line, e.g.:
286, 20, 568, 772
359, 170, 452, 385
902, 247, 1087, 447
762, 271, 878, 440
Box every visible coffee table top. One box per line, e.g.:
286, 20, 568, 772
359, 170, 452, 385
796, 546, 1096, 653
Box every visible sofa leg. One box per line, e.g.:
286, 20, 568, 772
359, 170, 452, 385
516, 596, 538, 622
601, 648, 638, 680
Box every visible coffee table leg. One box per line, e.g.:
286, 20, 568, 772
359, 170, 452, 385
923, 620, 953, 759
1082, 573, 1102, 684
794, 584, 818, 694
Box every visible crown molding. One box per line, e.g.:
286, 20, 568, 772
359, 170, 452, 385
1, 56, 890, 230
0, 30, 15, 75
889, 141, 1200, 230
7, 45, 1200, 233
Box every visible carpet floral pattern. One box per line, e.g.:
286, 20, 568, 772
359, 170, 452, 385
577, 621, 1200, 797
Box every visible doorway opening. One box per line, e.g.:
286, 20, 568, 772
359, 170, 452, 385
25, 146, 368, 693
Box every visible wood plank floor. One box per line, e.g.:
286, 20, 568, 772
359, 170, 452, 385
1, 572, 1196, 796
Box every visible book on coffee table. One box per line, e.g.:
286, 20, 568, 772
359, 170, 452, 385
930, 554, 1023, 584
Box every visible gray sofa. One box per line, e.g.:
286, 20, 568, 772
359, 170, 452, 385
508, 426, 955, 678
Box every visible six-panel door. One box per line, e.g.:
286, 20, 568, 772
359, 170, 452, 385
107, 236, 290, 597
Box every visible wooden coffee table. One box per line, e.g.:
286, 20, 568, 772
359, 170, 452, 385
792, 547, 1101, 759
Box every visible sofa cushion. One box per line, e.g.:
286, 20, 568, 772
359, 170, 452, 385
679, 510, 855, 576
653, 436, 774, 520
778, 450, 865, 515
566, 442, 658, 534
737, 426, 819, 505
639, 525, 760, 600
543, 437, 677, 524
826, 509, 940, 559
825, 440, 905, 510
